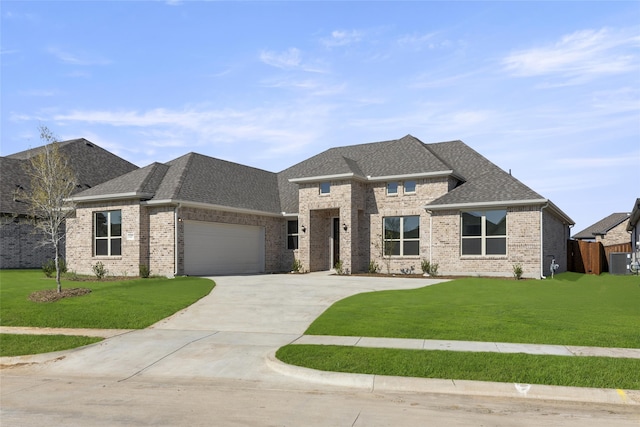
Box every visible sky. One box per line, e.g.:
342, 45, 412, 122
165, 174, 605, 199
1, 1, 639, 234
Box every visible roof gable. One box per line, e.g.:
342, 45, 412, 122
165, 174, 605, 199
573, 212, 630, 239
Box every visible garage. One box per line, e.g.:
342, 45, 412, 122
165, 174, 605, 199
184, 221, 265, 275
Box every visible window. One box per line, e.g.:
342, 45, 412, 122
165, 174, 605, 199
95, 210, 122, 256
320, 181, 330, 195
287, 220, 299, 250
461, 210, 507, 256
386, 182, 398, 195
404, 180, 416, 194
383, 216, 420, 256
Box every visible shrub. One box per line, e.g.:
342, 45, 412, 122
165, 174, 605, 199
92, 261, 108, 280
291, 258, 303, 273
513, 263, 523, 280
42, 258, 67, 278
368, 260, 381, 274
334, 260, 344, 275
421, 259, 439, 276
139, 264, 150, 278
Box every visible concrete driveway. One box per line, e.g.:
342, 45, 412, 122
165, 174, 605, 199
23, 273, 444, 384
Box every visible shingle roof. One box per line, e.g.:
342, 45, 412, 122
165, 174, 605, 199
572, 212, 630, 239
73, 153, 281, 214
67, 134, 569, 222
424, 140, 544, 207
1, 138, 138, 215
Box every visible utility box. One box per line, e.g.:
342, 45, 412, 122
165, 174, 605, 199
609, 252, 632, 275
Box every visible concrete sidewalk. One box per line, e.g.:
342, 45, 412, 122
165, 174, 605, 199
292, 335, 640, 359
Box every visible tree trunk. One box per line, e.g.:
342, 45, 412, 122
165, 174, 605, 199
55, 243, 62, 293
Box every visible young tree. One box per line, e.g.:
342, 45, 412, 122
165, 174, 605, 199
23, 126, 77, 292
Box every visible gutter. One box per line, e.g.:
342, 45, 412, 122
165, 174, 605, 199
174, 203, 181, 277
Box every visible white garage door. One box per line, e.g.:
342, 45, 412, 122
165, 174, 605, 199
184, 221, 265, 275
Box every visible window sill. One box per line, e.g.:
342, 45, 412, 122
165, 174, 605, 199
460, 255, 508, 260
93, 256, 123, 260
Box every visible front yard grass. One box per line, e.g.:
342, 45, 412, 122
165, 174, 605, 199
279, 273, 640, 389
0, 270, 215, 329
0, 334, 103, 357
306, 272, 640, 348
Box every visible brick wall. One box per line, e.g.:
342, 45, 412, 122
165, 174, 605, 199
595, 219, 631, 246
66, 201, 143, 277
0, 216, 60, 269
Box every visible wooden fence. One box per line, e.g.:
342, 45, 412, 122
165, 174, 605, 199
567, 240, 632, 275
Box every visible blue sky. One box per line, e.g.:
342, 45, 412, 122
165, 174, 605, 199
2, 1, 639, 233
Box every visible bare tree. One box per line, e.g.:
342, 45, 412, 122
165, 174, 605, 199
23, 126, 77, 292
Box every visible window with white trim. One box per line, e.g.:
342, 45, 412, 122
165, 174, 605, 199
386, 182, 399, 195
95, 210, 122, 256
319, 181, 330, 195
383, 216, 420, 256
404, 180, 416, 194
287, 220, 299, 250
461, 210, 507, 256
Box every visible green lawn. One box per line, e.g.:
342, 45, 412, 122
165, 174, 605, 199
276, 345, 640, 390
279, 273, 640, 389
0, 270, 215, 329
306, 273, 640, 348
0, 334, 103, 357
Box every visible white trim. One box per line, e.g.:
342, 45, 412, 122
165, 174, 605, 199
367, 170, 455, 182
141, 199, 284, 218
288, 170, 456, 184
68, 192, 154, 202
425, 198, 574, 225
289, 173, 359, 183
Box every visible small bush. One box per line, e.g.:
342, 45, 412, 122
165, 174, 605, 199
368, 260, 380, 274
291, 258, 303, 273
65, 271, 80, 281
513, 263, 523, 280
421, 259, 439, 276
42, 258, 67, 278
334, 260, 344, 275
92, 261, 108, 280
139, 264, 150, 278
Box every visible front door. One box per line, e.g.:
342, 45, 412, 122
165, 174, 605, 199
332, 217, 340, 268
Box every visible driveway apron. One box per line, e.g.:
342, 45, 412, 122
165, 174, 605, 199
28, 273, 444, 384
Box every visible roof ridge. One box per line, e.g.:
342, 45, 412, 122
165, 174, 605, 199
137, 162, 169, 194
171, 153, 196, 199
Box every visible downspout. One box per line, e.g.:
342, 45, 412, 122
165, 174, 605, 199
540, 202, 549, 279
426, 210, 433, 265
174, 203, 181, 277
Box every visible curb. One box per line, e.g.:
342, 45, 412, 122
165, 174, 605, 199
266, 352, 640, 406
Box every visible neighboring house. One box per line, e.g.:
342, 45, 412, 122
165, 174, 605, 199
572, 212, 630, 246
0, 139, 138, 269
66, 135, 574, 279
628, 198, 640, 264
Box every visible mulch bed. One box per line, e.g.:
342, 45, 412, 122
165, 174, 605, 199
29, 288, 92, 303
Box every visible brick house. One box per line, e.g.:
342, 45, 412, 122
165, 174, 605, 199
66, 135, 574, 279
572, 212, 631, 245
0, 139, 138, 269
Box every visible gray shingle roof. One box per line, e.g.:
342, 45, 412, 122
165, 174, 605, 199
1, 138, 138, 215
67, 134, 568, 221
572, 212, 630, 239
73, 153, 282, 214
424, 140, 544, 207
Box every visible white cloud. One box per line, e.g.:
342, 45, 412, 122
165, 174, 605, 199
321, 29, 363, 47
503, 28, 640, 83
47, 47, 111, 66
260, 48, 302, 69
397, 32, 452, 50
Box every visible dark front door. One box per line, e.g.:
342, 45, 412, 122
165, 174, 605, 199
332, 217, 340, 268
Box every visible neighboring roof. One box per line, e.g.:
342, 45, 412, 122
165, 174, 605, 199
627, 198, 640, 231
573, 212, 631, 239
1, 138, 138, 215
71, 153, 282, 215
